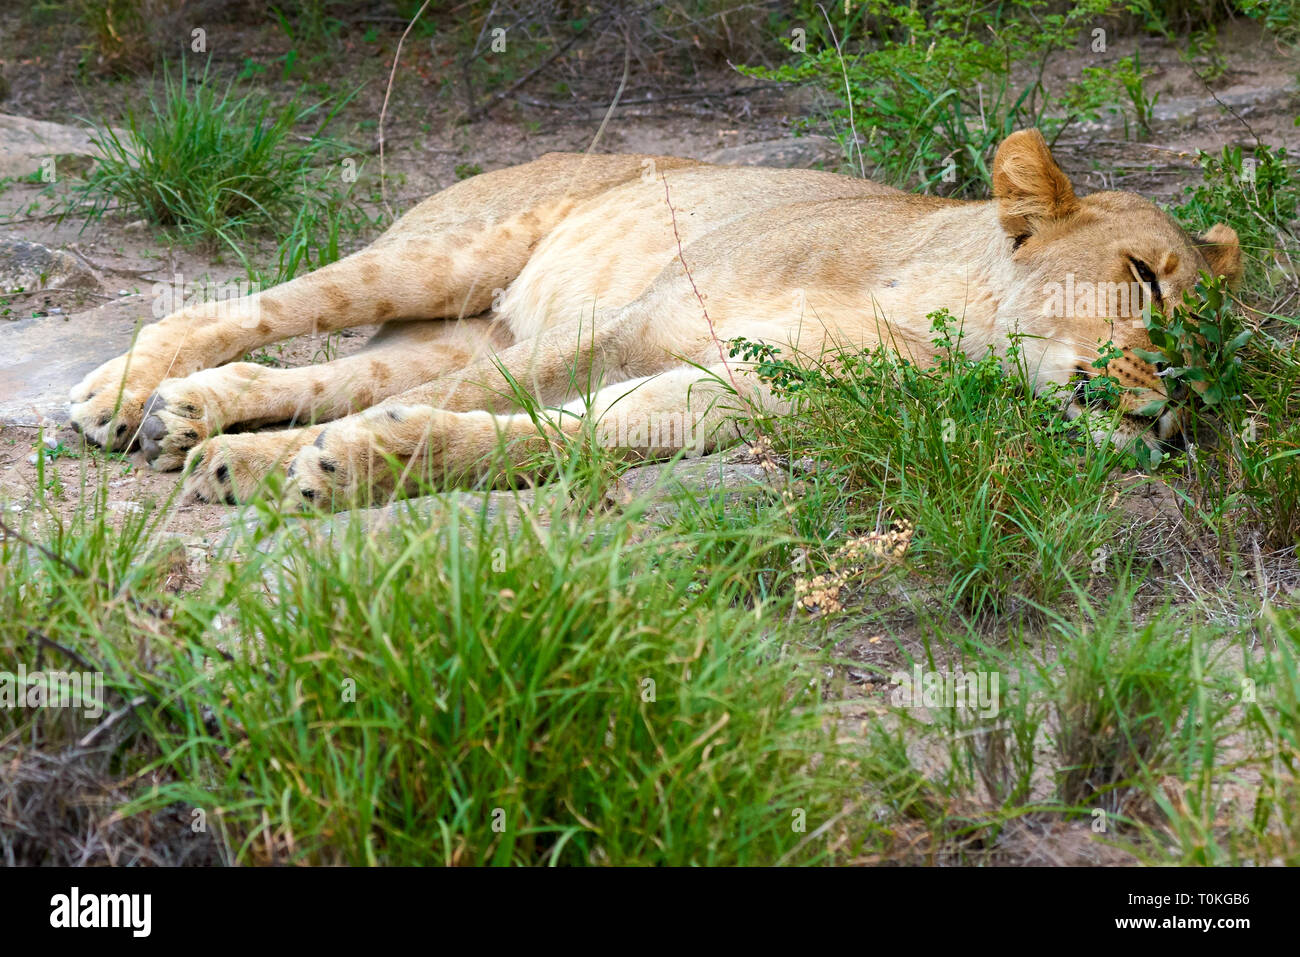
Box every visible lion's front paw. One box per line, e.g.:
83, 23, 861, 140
139, 380, 215, 471
68, 354, 157, 452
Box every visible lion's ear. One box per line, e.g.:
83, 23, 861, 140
1198, 223, 1244, 287
992, 129, 1080, 243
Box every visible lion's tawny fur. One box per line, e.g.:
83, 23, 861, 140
68, 130, 1243, 506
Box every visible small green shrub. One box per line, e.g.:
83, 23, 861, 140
70, 59, 362, 279
1173, 145, 1297, 285
1139, 273, 1251, 413
1051, 592, 1232, 820
734, 310, 1131, 616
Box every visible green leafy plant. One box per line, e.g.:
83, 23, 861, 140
1139, 273, 1251, 411
742, 0, 1125, 194
1237, 0, 1300, 42
1174, 145, 1297, 285
1115, 48, 1160, 140
1179, 25, 1228, 81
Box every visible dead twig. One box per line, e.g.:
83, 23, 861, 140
78, 696, 148, 749
378, 0, 433, 219
660, 174, 741, 397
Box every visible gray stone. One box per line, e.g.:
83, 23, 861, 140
0, 113, 119, 179
1074, 83, 1299, 137
0, 295, 144, 427
223, 452, 785, 566
704, 135, 840, 169
0, 237, 98, 294
1150, 85, 1299, 125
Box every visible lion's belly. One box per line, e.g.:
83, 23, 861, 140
497, 165, 886, 342
498, 204, 678, 341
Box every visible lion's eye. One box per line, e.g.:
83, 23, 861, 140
1129, 258, 1162, 306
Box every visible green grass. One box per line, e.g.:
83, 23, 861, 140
152, 505, 848, 865
1050, 587, 1225, 818
1, 455, 852, 865
733, 311, 1135, 617
68, 59, 370, 284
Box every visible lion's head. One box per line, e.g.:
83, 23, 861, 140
992, 129, 1243, 446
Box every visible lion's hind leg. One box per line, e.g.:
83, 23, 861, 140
279, 360, 785, 508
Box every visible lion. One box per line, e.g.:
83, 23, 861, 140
67, 129, 1242, 507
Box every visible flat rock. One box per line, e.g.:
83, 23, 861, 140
225, 453, 782, 563
0, 295, 145, 426
1150, 84, 1299, 125
0, 113, 115, 179
704, 135, 839, 169
0, 237, 99, 294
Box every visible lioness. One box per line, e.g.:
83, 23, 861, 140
68, 129, 1242, 506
